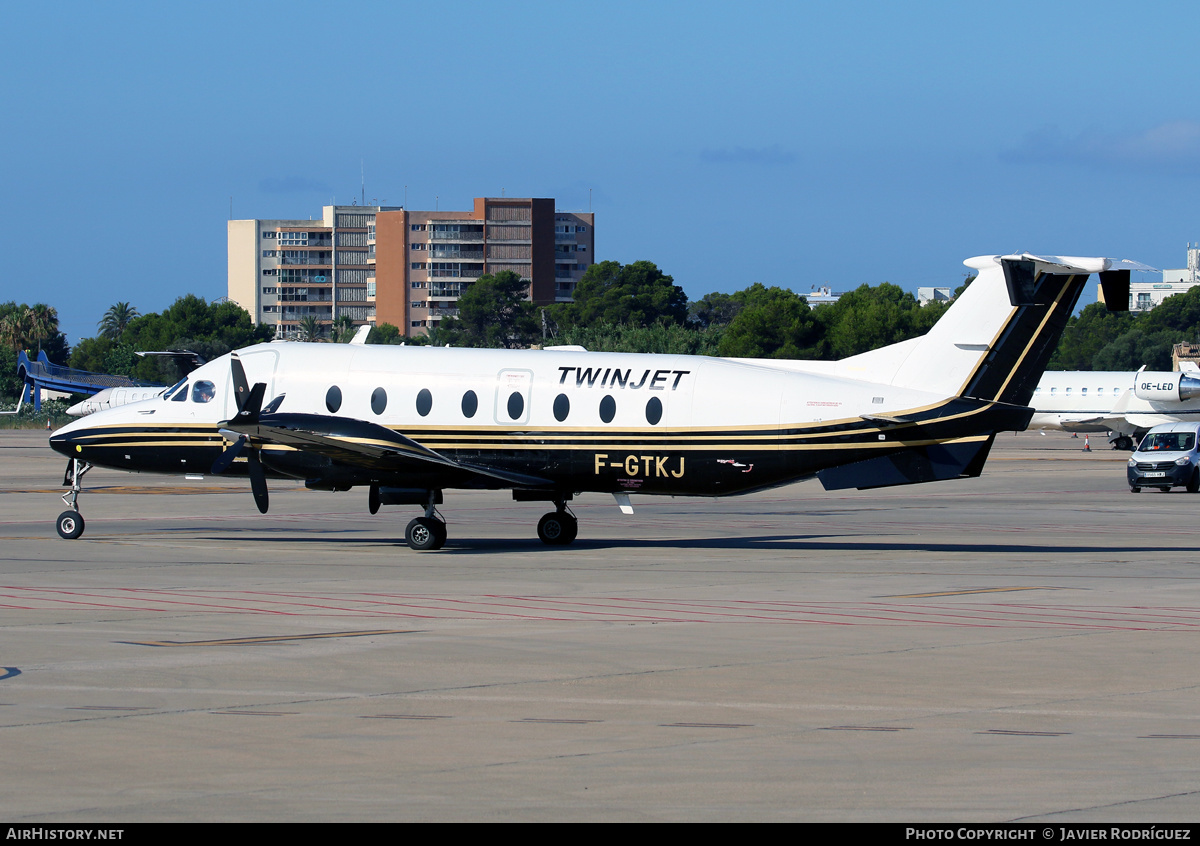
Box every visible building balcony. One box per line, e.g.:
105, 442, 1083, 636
429, 248, 484, 260
430, 231, 484, 242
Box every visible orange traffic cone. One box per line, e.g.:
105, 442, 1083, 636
1083, 434, 1091, 452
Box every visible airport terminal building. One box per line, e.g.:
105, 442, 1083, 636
228, 198, 594, 339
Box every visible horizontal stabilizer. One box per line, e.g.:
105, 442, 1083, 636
1098, 269, 1130, 312
817, 436, 995, 491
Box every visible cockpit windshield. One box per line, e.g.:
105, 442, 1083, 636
162, 378, 188, 401
1140, 432, 1196, 452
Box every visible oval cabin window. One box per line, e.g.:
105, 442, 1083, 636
416, 388, 433, 417
645, 396, 662, 425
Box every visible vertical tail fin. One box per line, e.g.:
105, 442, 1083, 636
833, 254, 1150, 406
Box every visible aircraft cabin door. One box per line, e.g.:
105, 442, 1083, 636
494, 369, 533, 425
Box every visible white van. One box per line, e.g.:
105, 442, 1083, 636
1127, 422, 1200, 493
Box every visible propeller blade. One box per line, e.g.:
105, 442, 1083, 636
369, 483, 380, 515
236, 383, 267, 424
210, 435, 246, 475
247, 449, 269, 514
231, 353, 250, 414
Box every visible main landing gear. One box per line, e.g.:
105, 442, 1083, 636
405, 491, 447, 551
537, 508, 578, 546
395, 489, 580, 550
56, 458, 92, 540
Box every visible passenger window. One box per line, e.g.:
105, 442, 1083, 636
416, 388, 433, 417
192, 381, 216, 403
326, 386, 342, 413
599, 395, 616, 423
645, 396, 662, 425
371, 388, 387, 415
507, 391, 524, 420
553, 393, 570, 422
461, 390, 478, 418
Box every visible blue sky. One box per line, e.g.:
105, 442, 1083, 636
3, 1, 1199, 345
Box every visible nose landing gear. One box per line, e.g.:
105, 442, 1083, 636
56, 458, 91, 540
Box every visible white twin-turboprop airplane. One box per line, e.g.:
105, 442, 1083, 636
48, 253, 1142, 549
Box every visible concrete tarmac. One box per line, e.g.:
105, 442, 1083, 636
2, 428, 1200, 822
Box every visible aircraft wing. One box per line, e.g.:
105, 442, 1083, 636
226, 412, 553, 487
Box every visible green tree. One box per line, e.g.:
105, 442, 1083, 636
1048, 302, 1137, 370
297, 315, 323, 342
1092, 327, 1177, 371
718, 284, 820, 359
558, 321, 724, 355
98, 302, 140, 341
69, 336, 119, 373
433, 271, 538, 348
0, 302, 69, 361
331, 314, 357, 343
0, 347, 22, 402
367, 323, 403, 345
688, 291, 743, 329
553, 260, 688, 328
814, 282, 924, 359
71, 295, 272, 381
1142, 285, 1200, 337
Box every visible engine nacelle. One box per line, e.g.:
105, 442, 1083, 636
1133, 372, 1200, 403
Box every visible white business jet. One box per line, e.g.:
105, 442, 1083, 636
48, 253, 1142, 549
1029, 365, 1200, 450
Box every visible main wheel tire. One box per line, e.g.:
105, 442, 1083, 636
56, 510, 84, 539
406, 517, 442, 551
431, 519, 448, 550
537, 511, 578, 546
1187, 469, 1199, 493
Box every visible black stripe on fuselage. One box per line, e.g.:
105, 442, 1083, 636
49, 396, 1028, 497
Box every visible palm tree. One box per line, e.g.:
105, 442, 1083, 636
332, 314, 356, 343
297, 315, 323, 342
0, 309, 37, 353
98, 302, 139, 341
26, 304, 58, 355
0, 313, 22, 352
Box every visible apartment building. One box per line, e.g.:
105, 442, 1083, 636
229, 198, 594, 338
